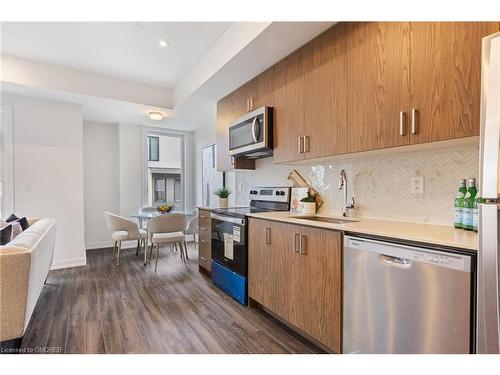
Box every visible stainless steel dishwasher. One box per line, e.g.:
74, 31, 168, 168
343, 235, 474, 354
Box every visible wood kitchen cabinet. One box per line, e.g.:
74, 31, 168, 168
216, 93, 255, 172
216, 22, 499, 166
248, 219, 291, 318
248, 218, 343, 352
272, 49, 306, 163
409, 22, 499, 144
346, 22, 411, 152
198, 209, 212, 274
302, 23, 349, 159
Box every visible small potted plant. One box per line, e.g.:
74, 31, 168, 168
214, 186, 231, 208
300, 191, 317, 214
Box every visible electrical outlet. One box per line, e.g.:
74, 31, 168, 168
411, 176, 424, 194
24, 183, 32, 193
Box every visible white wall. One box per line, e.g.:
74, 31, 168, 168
83, 121, 119, 249
1, 93, 86, 269
118, 123, 143, 217
193, 125, 217, 207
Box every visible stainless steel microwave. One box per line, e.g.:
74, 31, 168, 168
228, 106, 273, 159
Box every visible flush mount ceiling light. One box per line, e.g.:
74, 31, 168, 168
158, 39, 169, 47
149, 112, 163, 121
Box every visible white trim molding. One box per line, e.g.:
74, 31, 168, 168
0, 105, 15, 216
50, 256, 87, 270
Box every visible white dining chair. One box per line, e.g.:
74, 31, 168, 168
148, 213, 188, 271
104, 211, 147, 266
184, 216, 198, 251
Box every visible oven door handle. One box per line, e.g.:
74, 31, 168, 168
210, 213, 246, 226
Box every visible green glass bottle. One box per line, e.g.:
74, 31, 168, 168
473, 196, 485, 233
454, 179, 467, 229
463, 178, 477, 231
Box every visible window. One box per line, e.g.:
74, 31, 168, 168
148, 136, 159, 161
174, 178, 181, 202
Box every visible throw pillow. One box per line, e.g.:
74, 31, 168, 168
14, 217, 30, 231
0, 224, 12, 245
5, 213, 19, 223
4, 214, 30, 231
10, 221, 23, 239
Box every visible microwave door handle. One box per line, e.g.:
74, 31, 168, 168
251, 116, 259, 143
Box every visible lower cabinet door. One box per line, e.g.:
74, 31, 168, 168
248, 219, 290, 316
249, 219, 343, 352
294, 226, 343, 353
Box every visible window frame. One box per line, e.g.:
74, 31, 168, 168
148, 136, 160, 162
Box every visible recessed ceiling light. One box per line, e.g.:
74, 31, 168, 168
149, 112, 163, 121
159, 39, 169, 47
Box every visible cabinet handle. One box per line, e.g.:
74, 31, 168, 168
411, 108, 418, 134
200, 226, 207, 231
399, 111, 406, 136
250, 97, 254, 111
200, 239, 208, 244
200, 256, 207, 261
299, 235, 307, 255
265, 227, 271, 244
293, 233, 300, 252
303, 136, 309, 153
246, 99, 249, 112
231, 156, 235, 165
297, 136, 304, 154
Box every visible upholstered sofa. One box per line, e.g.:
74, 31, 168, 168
0, 218, 57, 350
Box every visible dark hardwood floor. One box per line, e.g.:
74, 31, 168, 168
21, 244, 323, 354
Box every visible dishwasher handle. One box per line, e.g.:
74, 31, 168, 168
380, 254, 412, 269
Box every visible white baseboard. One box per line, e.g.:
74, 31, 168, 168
85, 240, 114, 249
50, 256, 87, 270
86, 240, 139, 250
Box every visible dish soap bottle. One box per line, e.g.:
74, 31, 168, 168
463, 178, 477, 231
454, 179, 467, 229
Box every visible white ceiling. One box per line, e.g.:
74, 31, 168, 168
0, 22, 232, 88
0, 22, 334, 130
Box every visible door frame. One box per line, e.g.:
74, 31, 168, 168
0, 105, 14, 216
141, 127, 186, 212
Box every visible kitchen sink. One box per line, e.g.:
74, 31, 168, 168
292, 216, 359, 224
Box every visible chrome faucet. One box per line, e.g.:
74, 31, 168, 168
338, 169, 355, 217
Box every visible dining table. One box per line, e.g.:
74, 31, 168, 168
129, 209, 196, 265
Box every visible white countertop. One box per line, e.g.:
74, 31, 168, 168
245, 211, 478, 252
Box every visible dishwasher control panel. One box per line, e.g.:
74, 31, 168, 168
346, 237, 470, 272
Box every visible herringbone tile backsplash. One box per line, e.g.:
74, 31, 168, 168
231, 141, 479, 225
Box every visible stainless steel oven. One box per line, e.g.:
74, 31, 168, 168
210, 187, 290, 305
228, 106, 273, 159
210, 213, 247, 277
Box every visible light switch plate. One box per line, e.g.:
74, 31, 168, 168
411, 176, 424, 194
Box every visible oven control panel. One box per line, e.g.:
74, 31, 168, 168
249, 187, 290, 203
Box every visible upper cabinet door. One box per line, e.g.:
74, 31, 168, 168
233, 79, 258, 116
303, 23, 349, 159
347, 22, 411, 152
216, 93, 255, 172
272, 50, 306, 163
409, 22, 499, 144
253, 66, 275, 109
